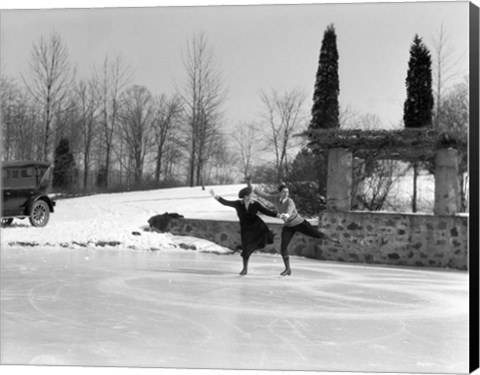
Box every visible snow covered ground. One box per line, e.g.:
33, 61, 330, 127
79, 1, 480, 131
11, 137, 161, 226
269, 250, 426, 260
0, 184, 471, 375
0, 175, 438, 252
1, 184, 250, 253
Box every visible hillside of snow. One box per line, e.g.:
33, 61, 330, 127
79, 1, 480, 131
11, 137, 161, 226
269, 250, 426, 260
1, 184, 253, 253
1, 174, 440, 253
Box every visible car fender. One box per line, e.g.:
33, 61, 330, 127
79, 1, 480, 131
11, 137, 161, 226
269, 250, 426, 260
27, 196, 55, 214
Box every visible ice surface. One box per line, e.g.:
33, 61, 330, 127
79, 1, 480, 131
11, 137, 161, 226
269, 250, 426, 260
1, 246, 468, 373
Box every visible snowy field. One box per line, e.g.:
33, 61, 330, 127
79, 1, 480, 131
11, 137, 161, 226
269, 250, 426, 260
0, 184, 471, 375
0, 175, 437, 251
1, 184, 249, 252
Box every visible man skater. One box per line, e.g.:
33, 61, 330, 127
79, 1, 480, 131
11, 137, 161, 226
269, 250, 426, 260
248, 180, 341, 276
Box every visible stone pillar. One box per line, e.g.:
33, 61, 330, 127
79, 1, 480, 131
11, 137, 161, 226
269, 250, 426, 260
326, 148, 352, 211
351, 157, 365, 210
434, 148, 459, 216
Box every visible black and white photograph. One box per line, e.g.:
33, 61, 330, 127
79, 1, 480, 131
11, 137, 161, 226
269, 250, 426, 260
1, 1, 478, 375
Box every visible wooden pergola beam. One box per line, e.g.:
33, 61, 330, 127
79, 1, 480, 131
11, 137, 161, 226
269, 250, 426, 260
352, 148, 436, 161
300, 128, 467, 161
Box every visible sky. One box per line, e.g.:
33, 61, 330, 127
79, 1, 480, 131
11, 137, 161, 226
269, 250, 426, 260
0, 0, 472, 130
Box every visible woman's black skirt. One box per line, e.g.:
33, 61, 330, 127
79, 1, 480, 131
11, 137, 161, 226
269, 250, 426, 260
239, 217, 274, 259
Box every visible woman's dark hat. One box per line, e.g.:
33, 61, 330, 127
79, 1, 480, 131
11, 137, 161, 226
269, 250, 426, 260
278, 183, 287, 192
238, 187, 252, 198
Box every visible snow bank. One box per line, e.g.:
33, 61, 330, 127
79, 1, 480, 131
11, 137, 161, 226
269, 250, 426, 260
1, 185, 250, 254
0, 177, 441, 253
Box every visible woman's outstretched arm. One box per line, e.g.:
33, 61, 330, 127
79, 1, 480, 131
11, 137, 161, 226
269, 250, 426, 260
209, 189, 237, 208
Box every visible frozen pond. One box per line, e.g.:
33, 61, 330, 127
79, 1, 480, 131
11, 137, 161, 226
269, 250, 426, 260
0, 246, 469, 373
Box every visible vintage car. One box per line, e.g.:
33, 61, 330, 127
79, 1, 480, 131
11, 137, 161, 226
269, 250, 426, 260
1, 160, 56, 227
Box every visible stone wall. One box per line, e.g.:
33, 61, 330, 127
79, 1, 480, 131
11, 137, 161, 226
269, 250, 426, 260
166, 211, 468, 270
316, 211, 467, 270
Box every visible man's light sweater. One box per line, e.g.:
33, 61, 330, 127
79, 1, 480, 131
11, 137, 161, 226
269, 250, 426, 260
253, 186, 304, 227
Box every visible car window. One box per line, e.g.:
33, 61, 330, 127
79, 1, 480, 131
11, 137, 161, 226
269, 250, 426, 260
2, 169, 15, 188
2, 168, 36, 189
21, 168, 34, 178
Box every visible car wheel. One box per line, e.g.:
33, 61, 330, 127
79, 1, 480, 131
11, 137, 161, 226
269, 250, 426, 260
29, 200, 50, 227
1, 218, 13, 226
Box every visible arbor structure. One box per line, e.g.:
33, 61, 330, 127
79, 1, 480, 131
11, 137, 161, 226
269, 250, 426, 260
403, 34, 434, 128
309, 23, 340, 132
304, 127, 466, 214
428, 78, 469, 211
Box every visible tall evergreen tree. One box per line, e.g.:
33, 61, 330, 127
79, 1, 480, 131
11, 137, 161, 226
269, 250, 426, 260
309, 23, 340, 131
403, 35, 434, 212
403, 34, 434, 128
53, 138, 75, 191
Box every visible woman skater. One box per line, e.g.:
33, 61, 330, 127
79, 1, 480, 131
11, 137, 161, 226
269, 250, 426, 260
209, 187, 282, 275
248, 181, 341, 276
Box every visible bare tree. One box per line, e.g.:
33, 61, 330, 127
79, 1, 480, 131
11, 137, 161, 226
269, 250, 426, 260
22, 31, 74, 161
437, 77, 469, 211
1, 76, 20, 160
431, 24, 467, 128
356, 160, 409, 211
429, 24, 467, 210
75, 77, 101, 190
437, 76, 469, 132
162, 131, 185, 183
340, 107, 393, 130
178, 32, 227, 187
338, 104, 359, 129
259, 88, 307, 181
151, 94, 183, 184
338, 111, 402, 210
358, 113, 383, 130
117, 85, 154, 186
205, 132, 239, 184
96, 54, 133, 188
1, 75, 43, 160
232, 121, 263, 181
